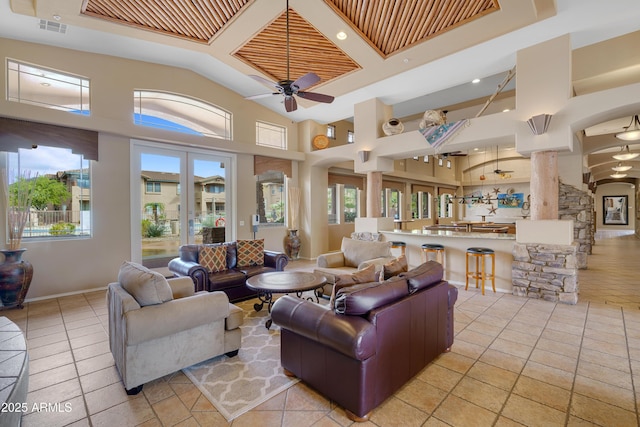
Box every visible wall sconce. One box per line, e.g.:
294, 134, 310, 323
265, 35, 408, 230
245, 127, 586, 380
526, 114, 552, 135
358, 150, 370, 163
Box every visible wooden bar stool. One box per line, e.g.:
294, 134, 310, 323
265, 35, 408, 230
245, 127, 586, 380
465, 247, 495, 295
390, 241, 406, 256
421, 243, 445, 263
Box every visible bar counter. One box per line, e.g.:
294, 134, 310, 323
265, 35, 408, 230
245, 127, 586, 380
380, 229, 515, 293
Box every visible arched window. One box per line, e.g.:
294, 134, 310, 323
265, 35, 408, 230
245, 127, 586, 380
133, 90, 232, 139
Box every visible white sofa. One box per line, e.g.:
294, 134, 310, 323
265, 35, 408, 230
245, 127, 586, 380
107, 262, 243, 394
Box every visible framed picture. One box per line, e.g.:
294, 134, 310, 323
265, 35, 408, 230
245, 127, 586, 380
603, 195, 628, 225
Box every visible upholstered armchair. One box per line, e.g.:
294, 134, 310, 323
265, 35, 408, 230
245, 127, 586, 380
107, 262, 243, 394
314, 237, 395, 298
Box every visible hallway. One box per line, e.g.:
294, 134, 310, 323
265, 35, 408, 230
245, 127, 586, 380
579, 231, 640, 309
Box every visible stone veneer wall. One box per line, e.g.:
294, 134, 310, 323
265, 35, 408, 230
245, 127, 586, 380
512, 242, 578, 304
558, 181, 593, 269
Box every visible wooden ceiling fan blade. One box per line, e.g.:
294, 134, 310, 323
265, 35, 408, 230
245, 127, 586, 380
284, 96, 297, 112
292, 72, 320, 91
297, 91, 334, 103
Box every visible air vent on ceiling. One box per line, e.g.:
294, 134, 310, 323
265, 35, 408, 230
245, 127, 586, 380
39, 19, 67, 34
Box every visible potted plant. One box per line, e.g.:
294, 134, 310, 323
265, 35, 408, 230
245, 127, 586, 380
0, 169, 36, 309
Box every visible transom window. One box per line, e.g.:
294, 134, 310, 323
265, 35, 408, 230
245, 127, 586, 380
133, 90, 232, 139
256, 121, 287, 149
7, 59, 90, 115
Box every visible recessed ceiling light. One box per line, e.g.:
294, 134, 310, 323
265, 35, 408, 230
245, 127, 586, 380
610, 173, 627, 178
40, 82, 51, 87
472, 78, 480, 84
336, 31, 347, 40
53, 14, 61, 21
502, 109, 510, 113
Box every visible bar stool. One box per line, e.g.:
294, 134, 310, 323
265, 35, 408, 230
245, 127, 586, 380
465, 247, 496, 295
421, 243, 445, 264
389, 241, 406, 256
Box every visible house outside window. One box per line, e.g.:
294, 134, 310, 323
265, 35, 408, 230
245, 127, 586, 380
146, 182, 161, 193
3, 145, 92, 240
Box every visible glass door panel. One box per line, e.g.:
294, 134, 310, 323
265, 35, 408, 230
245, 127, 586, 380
138, 150, 185, 265
190, 157, 228, 245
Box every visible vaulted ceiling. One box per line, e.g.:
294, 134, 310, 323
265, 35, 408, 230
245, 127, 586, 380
3, 0, 640, 184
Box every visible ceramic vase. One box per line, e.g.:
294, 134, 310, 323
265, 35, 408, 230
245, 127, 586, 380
382, 118, 404, 136
285, 229, 301, 259
0, 249, 33, 310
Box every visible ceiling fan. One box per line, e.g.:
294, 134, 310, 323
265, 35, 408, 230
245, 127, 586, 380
493, 146, 514, 177
244, 0, 334, 113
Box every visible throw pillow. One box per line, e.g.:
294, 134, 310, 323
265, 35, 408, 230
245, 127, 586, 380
381, 254, 408, 280
118, 261, 173, 306
237, 239, 264, 267
329, 263, 376, 309
199, 245, 227, 272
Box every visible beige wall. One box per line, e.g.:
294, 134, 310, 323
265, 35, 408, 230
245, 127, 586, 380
0, 38, 300, 299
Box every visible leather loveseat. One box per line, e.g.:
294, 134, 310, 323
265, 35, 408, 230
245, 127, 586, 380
271, 261, 457, 421
168, 241, 289, 302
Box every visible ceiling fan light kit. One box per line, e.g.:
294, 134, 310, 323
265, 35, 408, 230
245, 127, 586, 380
615, 115, 640, 141
612, 145, 639, 161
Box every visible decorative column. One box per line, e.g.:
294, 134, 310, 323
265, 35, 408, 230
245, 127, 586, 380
366, 171, 382, 218
530, 150, 558, 220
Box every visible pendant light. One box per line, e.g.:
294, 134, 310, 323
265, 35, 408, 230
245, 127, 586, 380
616, 115, 640, 141
611, 162, 632, 172
612, 145, 639, 161
610, 172, 627, 179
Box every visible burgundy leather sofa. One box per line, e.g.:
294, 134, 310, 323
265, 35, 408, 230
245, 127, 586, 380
271, 261, 457, 421
168, 242, 289, 302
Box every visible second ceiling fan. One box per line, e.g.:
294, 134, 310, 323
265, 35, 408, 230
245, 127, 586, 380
245, 0, 334, 112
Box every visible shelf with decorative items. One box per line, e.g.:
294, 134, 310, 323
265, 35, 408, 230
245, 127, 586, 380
0, 169, 37, 310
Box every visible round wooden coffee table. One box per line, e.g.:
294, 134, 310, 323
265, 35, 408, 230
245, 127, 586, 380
246, 271, 327, 328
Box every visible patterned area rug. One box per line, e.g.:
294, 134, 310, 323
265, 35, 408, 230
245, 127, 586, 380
182, 297, 300, 421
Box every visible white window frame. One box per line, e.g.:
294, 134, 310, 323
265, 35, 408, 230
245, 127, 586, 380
256, 121, 287, 150
7, 59, 90, 115
133, 90, 232, 139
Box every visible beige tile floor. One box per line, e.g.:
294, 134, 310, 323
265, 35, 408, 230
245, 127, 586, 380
3, 230, 640, 426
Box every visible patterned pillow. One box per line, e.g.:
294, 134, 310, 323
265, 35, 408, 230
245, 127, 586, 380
237, 239, 264, 267
199, 245, 227, 272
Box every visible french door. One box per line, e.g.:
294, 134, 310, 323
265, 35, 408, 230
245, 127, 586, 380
131, 140, 234, 264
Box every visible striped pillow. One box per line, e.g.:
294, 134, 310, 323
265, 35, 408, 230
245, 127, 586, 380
199, 245, 227, 272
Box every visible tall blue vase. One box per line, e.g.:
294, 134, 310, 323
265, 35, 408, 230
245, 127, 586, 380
0, 249, 33, 310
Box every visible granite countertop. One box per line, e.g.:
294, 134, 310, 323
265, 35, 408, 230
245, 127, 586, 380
380, 229, 516, 240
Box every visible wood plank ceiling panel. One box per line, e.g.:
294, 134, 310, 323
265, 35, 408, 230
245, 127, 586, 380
233, 9, 360, 85
82, 0, 253, 43
325, 0, 500, 57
